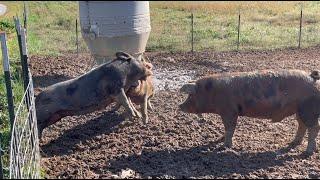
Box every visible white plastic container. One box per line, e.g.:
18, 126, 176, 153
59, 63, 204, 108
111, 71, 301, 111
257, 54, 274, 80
79, 1, 151, 64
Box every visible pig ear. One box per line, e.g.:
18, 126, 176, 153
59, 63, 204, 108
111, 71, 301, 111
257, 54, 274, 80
116, 51, 133, 62
145, 68, 153, 76
180, 83, 196, 94
141, 55, 146, 62
141, 55, 150, 63
145, 62, 153, 70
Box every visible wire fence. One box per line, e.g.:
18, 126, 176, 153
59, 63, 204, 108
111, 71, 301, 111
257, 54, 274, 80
1, 12, 41, 178
71, 2, 320, 56
9, 71, 40, 179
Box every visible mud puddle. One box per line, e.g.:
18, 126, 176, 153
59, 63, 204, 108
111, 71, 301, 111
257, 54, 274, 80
152, 68, 196, 92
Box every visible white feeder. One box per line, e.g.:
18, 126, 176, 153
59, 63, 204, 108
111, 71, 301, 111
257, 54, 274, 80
79, 1, 151, 64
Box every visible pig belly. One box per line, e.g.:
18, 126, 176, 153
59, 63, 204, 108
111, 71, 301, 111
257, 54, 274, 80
243, 100, 297, 121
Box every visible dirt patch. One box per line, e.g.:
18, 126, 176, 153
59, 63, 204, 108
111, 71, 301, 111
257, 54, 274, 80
29, 46, 320, 179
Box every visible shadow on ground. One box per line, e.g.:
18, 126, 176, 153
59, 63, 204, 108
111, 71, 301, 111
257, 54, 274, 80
40, 110, 125, 157
106, 142, 305, 178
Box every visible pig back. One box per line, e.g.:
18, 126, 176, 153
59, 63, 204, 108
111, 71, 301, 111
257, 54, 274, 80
36, 63, 126, 116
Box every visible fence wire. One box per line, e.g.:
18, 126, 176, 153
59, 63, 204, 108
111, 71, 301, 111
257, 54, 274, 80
9, 72, 40, 179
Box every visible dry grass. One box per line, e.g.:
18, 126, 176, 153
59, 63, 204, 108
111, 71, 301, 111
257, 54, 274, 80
151, 1, 302, 14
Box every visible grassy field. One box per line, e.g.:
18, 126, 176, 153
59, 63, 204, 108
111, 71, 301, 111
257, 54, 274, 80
1, 1, 320, 58
149, 1, 320, 51
0, 1, 320, 178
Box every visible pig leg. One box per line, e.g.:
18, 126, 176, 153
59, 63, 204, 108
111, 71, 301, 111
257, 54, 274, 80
147, 99, 153, 111
221, 113, 238, 148
115, 88, 137, 118
111, 99, 141, 118
147, 93, 154, 111
288, 116, 307, 148
306, 124, 320, 155
128, 98, 142, 118
297, 97, 320, 155
141, 93, 149, 124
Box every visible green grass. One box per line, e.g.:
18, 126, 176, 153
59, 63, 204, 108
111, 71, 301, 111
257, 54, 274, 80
149, 1, 320, 51
0, 63, 24, 179
0, 1, 320, 178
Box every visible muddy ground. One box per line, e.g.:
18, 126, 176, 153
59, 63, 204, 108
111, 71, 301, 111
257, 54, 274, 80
29, 46, 320, 179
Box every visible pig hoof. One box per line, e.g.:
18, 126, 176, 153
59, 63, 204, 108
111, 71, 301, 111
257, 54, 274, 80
301, 151, 314, 158
217, 145, 233, 152
305, 143, 317, 155
142, 116, 149, 124
123, 112, 135, 121
223, 141, 233, 148
214, 136, 225, 144
287, 141, 301, 149
134, 111, 142, 119
304, 148, 316, 156
217, 146, 227, 151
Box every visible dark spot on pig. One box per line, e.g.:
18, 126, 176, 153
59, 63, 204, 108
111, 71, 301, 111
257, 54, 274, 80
244, 99, 256, 108
107, 86, 116, 95
244, 83, 261, 99
264, 86, 276, 98
66, 84, 78, 96
94, 89, 100, 98
251, 82, 263, 99
102, 66, 123, 82
272, 101, 282, 110
251, 90, 261, 100
205, 81, 213, 91
106, 81, 122, 95
244, 83, 250, 90
278, 81, 287, 92
41, 98, 52, 105
237, 104, 243, 116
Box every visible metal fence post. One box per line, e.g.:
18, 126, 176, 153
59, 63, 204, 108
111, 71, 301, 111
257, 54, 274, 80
191, 12, 194, 53
21, 28, 30, 88
298, 7, 303, 48
14, 17, 29, 91
23, 1, 27, 32
0, 33, 15, 132
76, 19, 79, 56
237, 10, 241, 51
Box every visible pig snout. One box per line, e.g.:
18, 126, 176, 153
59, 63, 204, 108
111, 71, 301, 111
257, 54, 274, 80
179, 102, 189, 112
179, 83, 197, 113
179, 97, 196, 113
